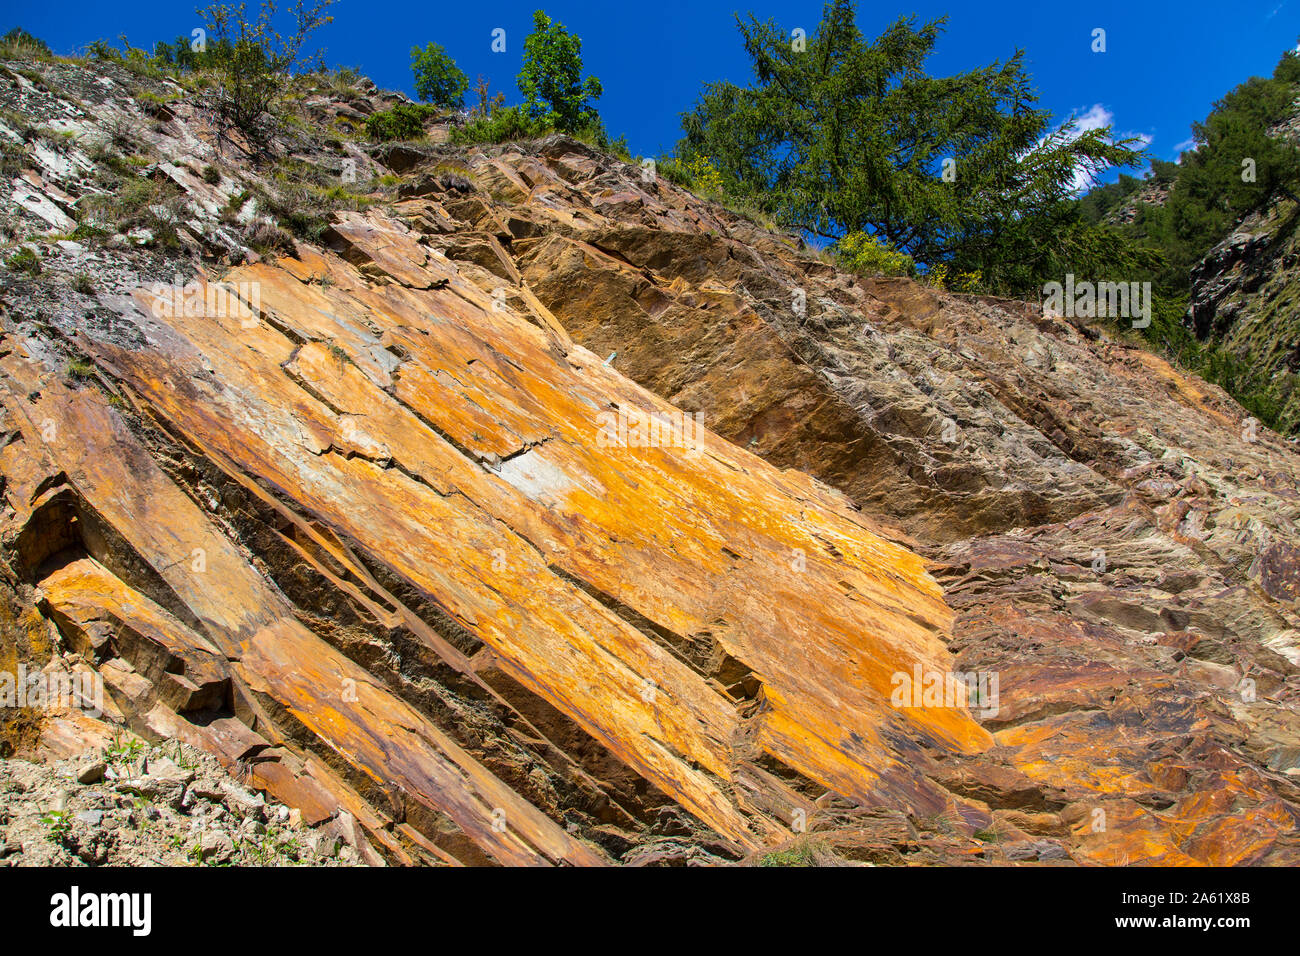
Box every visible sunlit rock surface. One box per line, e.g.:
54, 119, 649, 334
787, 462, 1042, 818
1, 57, 1299, 865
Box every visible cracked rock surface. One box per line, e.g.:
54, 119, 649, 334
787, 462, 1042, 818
1, 55, 1299, 866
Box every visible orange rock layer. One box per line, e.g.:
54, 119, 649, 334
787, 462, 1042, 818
0, 213, 993, 863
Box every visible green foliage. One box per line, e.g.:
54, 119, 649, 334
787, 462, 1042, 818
255, 155, 379, 240
655, 156, 695, 189
199, 0, 337, 148
835, 231, 914, 278
85, 39, 118, 61
1077, 170, 1149, 225
410, 42, 467, 108
66, 357, 94, 380
679, 0, 1148, 296
1, 27, 52, 58
365, 102, 438, 141
665, 154, 724, 194
0, 137, 24, 179
758, 836, 838, 866
81, 34, 169, 79
926, 262, 982, 292
1125, 50, 1300, 295
106, 734, 145, 764
1138, 290, 1288, 429
1067, 49, 1300, 432
450, 104, 554, 144
41, 809, 71, 843
150, 34, 235, 73
517, 10, 603, 134
79, 172, 185, 244
4, 246, 40, 275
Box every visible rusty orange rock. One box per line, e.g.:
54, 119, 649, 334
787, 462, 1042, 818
3, 59, 1299, 866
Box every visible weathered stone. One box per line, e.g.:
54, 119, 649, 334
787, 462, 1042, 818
75, 761, 106, 785
0, 56, 1298, 869
197, 829, 234, 864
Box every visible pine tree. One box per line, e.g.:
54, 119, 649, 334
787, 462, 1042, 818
679, 0, 1151, 294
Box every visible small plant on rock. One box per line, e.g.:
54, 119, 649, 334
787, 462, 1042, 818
4, 246, 41, 276
40, 809, 71, 843
364, 102, 438, 142
243, 217, 296, 257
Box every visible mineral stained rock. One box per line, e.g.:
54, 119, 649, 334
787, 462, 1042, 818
1, 57, 1299, 866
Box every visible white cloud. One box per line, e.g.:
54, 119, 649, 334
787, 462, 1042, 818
1073, 103, 1114, 134
1047, 105, 1150, 194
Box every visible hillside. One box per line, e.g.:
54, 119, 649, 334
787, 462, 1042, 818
1, 54, 1300, 867
1080, 51, 1300, 436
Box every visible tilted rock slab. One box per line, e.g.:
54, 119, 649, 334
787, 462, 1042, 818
0, 211, 990, 864
3, 57, 1300, 865
383, 135, 1300, 865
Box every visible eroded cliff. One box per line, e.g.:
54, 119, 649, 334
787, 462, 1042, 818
2, 56, 1300, 866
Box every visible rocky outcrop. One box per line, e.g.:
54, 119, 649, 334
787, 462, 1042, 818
406, 134, 1300, 865
2, 55, 1300, 866
1188, 200, 1300, 434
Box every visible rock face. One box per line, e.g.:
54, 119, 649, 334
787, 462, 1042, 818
2, 56, 1300, 866
1188, 200, 1300, 435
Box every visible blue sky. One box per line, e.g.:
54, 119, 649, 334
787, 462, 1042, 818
7, 0, 1299, 179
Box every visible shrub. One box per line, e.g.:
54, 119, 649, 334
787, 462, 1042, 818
655, 156, 692, 188
1, 27, 52, 59
653, 154, 730, 195
682, 155, 725, 194
84, 35, 167, 80
835, 231, 915, 278
84, 39, 113, 60
66, 357, 94, 380
365, 102, 438, 142
0, 139, 24, 179
199, 0, 337, 149
926, 263, 983, 293
469, 75, 506, 120
243, 217, 296, 256
410, 42, 467, 108
572, 124, 630, 161
449, 104, 554, 145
